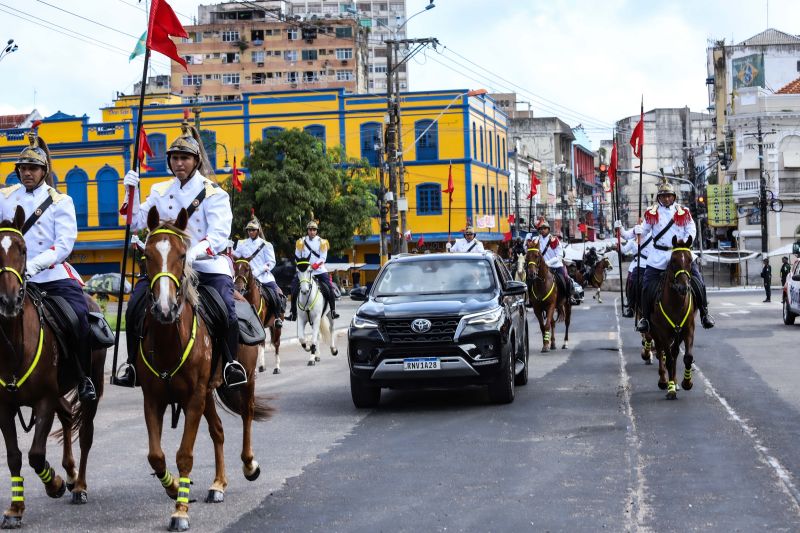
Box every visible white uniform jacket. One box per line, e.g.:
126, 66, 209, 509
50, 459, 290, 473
621, 236, 652, 274
638, 203, 696, 270
536, 234, 564, 268
128, 173, 233, 276
234, 237, 276, 284
0, 182, 81, 284
295, 235, 329, 274
450, 237, 484, 253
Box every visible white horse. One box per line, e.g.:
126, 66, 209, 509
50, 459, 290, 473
296, 268, 338, 365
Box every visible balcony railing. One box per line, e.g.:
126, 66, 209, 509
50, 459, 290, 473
732, 179, 760, 199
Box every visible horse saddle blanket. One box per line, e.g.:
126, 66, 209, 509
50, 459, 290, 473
37, 292, 115, 352
257, 282, 284, 316
197, 285, 266, 347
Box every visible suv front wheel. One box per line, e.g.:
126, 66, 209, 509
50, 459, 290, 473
350, 374, 381, 408
488, 340, 516, 404
783, 298, 797, 325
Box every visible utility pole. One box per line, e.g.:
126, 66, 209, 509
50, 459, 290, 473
757, 117, 768, 257
385, 43, 399, 256
513, 142, 520, 237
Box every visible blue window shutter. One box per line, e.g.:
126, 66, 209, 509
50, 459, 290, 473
148, 133, 167, 172
96, 165, 120, 227
360, 122, 381, 167
416, 183, 441, 215
262, 126, 284, 140
414, 120, 438, 161
66, 167, 89, 229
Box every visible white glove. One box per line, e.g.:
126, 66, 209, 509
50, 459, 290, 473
634, 224, 643, 235
123, 170, 140, 188
446, 242, 452, 251
613, 220, 622, 229
26, 249, 57, 278
186, 240, 212, 268
130, 235, 143, 250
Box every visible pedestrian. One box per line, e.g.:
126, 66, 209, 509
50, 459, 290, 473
761, 258, 772, 303
780, 256, 791, 302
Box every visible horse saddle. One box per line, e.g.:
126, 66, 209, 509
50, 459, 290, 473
257, 282, 285, 318
196, 285, 266, 347
33, 288, 115, 353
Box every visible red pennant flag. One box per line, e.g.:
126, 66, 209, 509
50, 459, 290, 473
526, 169, 541, 200
608, 140, 618, 191
147, 0, 189, 70
30, 120, 43, 130
443, 163, 454, 204
578, 223, 587, 233
417, 234, 425, 247
507, 213, 515, 224
138, 127, 154, 171
629, 110, 644, 159
232, 155, 244, 192
503, 231, 512, 242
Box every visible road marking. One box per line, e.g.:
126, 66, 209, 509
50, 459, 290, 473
719, 310, 751, 317
695, 366, 800, 516
719, 302, 735, 307
614, 298, 651, 531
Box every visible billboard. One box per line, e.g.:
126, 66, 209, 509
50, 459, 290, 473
707, 184, 736, 227
732, 54, 765, 90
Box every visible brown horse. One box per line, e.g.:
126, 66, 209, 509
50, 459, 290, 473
233, 259, 284, 374
525, 246, 571, 352
138, 206, 273, 531
648, 236, 696, 400
574, 255, 612, 303
0, 206, 107, 528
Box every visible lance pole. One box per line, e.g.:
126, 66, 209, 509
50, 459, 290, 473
635, 100, 644, 322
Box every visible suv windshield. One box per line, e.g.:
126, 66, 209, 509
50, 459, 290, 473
374, 258, 495, 296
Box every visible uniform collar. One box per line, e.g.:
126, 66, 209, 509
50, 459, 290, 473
25, 180, 48, 196
175, 172, 205, 191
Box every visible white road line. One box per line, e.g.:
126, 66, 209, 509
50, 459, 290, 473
719, 302, 735, 307
614, 298, 651, 531
695, 365, 800, 516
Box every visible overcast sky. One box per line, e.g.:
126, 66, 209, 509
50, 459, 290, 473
1, 0, 798, 149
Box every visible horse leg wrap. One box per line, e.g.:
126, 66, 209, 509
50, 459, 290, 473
158, 471, 174, 489
667, 381, 676, 393
10, 477, 23, 503
543, 331, 551, 342
177, 477, 191, 505
683, 368, 692, 381
36, 463, 54, 485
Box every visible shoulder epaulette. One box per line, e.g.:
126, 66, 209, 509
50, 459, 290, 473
644, 204, 659, 225
320, 238, 329, 252
0, 184, 21, 198
47, 187, 66, 204
204, 179, 222, 197
152, 180, 173, 196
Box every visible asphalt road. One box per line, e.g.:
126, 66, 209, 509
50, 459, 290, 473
2, 291, 800, 532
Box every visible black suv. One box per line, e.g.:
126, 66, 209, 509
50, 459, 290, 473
347, 252, 529, 407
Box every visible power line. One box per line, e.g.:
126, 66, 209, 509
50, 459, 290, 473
34, 0, 141, 39
113, 0, 193, 22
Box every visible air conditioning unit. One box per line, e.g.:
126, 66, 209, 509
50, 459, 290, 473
290, 82, 298, 88
341, 59, 348, 65
257, 62, 264, 67
234, 84, 240, 89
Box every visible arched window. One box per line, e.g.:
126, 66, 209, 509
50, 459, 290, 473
5, 172, 18, 186
65, 167, 88, 229
481, 186, 486, 214
414, 119, 438, 161
479, 126, 484, 161
474, 184, 479, 213
262, 126, 284, 140
200, 129, 217, 170
498, 190, 503, 217
96, 165, 119, 227
472, 123, 477, 159
488, 135, 493, 166
360, 122, 381, 167
491, 187, 496, 215
304, 124, 326, 144
496, 134, 500, 168
501, 137, 506, 169
416, 183, 442, 215
147, 133, 167, 172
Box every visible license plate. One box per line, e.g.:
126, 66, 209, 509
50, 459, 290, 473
403, 357, 440, 371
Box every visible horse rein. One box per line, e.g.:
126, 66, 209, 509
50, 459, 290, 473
147, 228, 189, 292
525, 247, 555, 301
233, 259, 251, 295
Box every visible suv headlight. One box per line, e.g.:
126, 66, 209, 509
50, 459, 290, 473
464, 307, 503, 325
351, 315, 379, 329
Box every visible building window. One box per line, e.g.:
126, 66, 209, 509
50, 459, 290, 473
302, 49, 318, 60
336, 69, 354, 81
303, 71, 319, 82
221, 30, 239, 42
474, 184, 479, 213
414, 119, 438, 161
498, 189, 503, 218
222, 73, 240, 85
147, 133, 167, 172
360, 122, 382, 167
488, 135, 493, 166
262, 126, 284, 139
287, 28, 299, 40
482, 186, 486, 214
284, 50, 298, 61
335, 26, 353, 38
479, 126, 484, 161
182, 74, 202, 86
491, 187, 496, 215
287, 71, 299, 83
304, 124, 326, 145
496, 134, 500, 168
416, 183, 442, 215
200, 130, 217, 170
502, 138, 506, 169
66, 167, 88, 229
472, 123, 477, 159
335, 48, 353, 60
505, 192, 509, 215
222, 52, 239, 63
96, 165, 119, 227
253, 73, 266, 84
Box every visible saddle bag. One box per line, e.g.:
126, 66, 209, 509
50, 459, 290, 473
235, 300, 266, 346
41, 294, 79, 351
197, 285, 266, 346
88, 312, 115, 349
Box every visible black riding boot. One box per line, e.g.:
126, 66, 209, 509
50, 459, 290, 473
636, 287, 653, 333
328, 294, 339, 319
691, 277, 715, 329
223, 324, 247, 388
274, 293, 287, 328
623, 277, 635, 317
76, 338, 97, 402
287, 289, 298, 322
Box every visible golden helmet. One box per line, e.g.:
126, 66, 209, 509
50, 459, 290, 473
463, 226, 475, 234
306, 220, 319, 230
657, 178, 676, 197
15, 131, 53, 185
245, 219, 260, 231
538, 219, 551, 229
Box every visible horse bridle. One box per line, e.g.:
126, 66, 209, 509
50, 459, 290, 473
297, 268, 321, 313
0, 228, 27, 308
668, 247, 693, 290
525, 247, 555, 300
147, 228, 188, 296
233, 259, 251, 295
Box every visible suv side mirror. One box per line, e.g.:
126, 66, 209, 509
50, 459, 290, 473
503, 280, 527, 296
792, 274, 800, 282
350, 286, 368, 301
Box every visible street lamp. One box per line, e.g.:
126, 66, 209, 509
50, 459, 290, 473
347, 2, 435, 35
397, 1, 436, 31
0, 39, 18, 63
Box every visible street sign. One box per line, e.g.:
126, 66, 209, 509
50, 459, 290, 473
707, 184, 736, 227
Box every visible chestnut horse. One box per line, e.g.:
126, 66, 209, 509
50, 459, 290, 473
648, 236, 696, 400
0, 207, 107, 528
525, 246, 571, 352
138, 207, 273, 531
233, 259, 283, 374
574, 256, 612, 303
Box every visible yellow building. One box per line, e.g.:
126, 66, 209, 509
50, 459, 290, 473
0, 88, 511, 274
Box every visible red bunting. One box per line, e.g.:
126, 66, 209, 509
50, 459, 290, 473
147, 0, 189, 70
526, 169, 541, 200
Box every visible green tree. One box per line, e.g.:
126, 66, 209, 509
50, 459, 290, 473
229, 129, 377, 258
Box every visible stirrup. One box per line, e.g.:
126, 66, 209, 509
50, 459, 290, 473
274, 318, 283, 328
78, 377, 97, 402
223, 361, 248, 388
636, 318, 650, 332
111, 364, 138, 388
622, 307, 634, 318
701, 313, 715, 329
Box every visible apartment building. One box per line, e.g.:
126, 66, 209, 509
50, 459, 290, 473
172, 1, 369, 102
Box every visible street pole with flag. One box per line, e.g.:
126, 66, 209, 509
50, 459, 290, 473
231, 154, 243, 212
444, 163, 454, 243
630, 100, 645, 318
526, 168, 540, 235
112, 0, 188, 383
609, 137, 625, 308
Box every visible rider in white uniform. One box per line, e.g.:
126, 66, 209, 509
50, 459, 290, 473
288, 220, 338, 320
0, 131, 96, 401
618, 226, 653, 318
447, 226, 485, 253
532, 220, 580, 304
234, 216, 284, 327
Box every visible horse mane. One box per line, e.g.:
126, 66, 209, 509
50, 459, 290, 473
150, 221, 199, 307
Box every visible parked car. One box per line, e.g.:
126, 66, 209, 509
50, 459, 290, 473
782, 256, 800, 325
347, 251, 529, 407
84, 273, 131, 298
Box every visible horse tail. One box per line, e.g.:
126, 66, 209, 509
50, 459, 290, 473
319, 312, 332, 346
214, 387, 275, 422
51, 391, 84, 444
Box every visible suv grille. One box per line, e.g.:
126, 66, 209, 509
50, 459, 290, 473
382, 317, 460, 343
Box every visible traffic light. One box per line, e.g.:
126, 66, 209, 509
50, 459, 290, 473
697, 194, 706, 213
598, 163, 607, 179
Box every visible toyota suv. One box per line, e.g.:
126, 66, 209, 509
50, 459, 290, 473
783, 253, 800, 325
347, 252, 529, 407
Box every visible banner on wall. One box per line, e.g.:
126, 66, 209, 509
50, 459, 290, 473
732, 54, 765, 89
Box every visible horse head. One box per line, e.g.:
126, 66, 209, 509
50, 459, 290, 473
233, 258, 252, 295
525, 246, 546, 282
602, 257, 613, 271
297, 261, 314, 296
668, 235, 694, 297
0, 206, 27, 318
144, 206, 195, 324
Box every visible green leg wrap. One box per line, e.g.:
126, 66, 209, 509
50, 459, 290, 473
10, 476, 23, 503
36, 463, 54, 484
177, 477, 191, 505
667, 381, 676, 393
683, 368, 692, 381
158, 471, 174, 489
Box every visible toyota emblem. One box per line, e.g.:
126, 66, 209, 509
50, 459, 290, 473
410, 318, 431, 333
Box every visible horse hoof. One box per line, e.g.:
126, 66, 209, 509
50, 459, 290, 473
1, 515, 22, 529
205, 490, 224, 503
71, 490, 88, 504
49, 479, 67, 499
168, 516, 190, 532
244, 465, 261, 482
682, 380, 693, 391
273, 368, 281, 375
666, 391, 678, 400
307, 360, 315, 366
645, 358, 652, 365
66, 480, 75, 492
658, 381, 668, 390
314, 356, 321, 362
541, 346, 548, 353
331, 348, 338, 356
258, 365, 266, 373
561, 343, 568, 349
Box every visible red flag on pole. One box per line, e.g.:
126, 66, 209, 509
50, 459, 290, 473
578, 223, 587, 233
138, 127, 154, 171
507, 213, 515, 224
608, 140, 618, 191
231, 155, 244, 192
147, 0, 189, 70
417, 234, 425, 248
503, 231, 512, 242
629, 110, 644, 159
526, 169, 541, 200
443, 163, 454, 203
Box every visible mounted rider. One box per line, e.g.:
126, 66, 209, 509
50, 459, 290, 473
233, 215, 284, 328
0, 130, 97, 401
287, 220, 338, 321
114, 119, 247, 388
531, 220, 581, 305
447, 226, 485, 253
616, 222, 653, 318
629, 177, 715, 332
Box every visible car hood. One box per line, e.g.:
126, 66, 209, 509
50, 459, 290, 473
358, 293, 498, 318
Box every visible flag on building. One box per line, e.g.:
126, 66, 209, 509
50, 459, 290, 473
526, 169, 541, 200
629, 110, 644, 159
147, 0, 189, 70
129, 31, 147, 61
443, 163, 454, 204
608, 140, 618, 191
